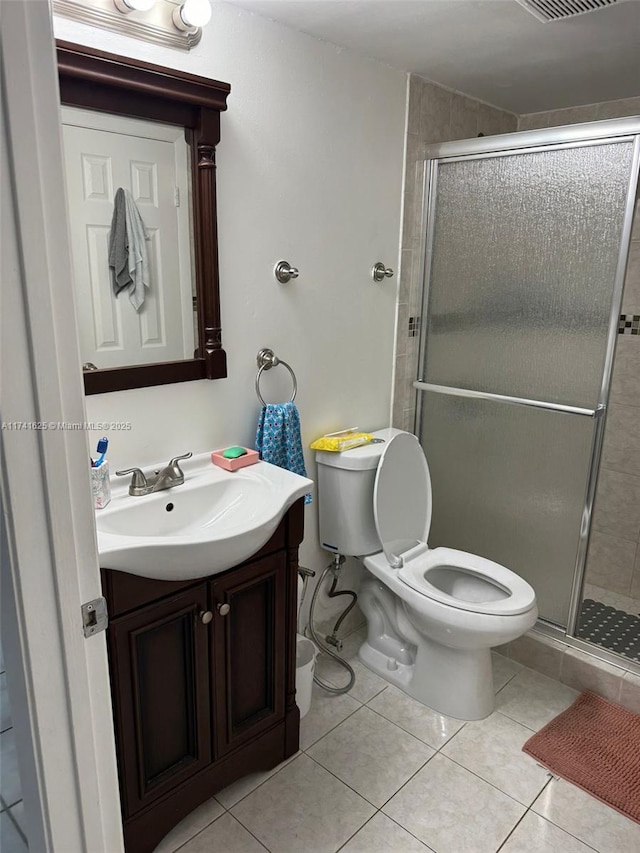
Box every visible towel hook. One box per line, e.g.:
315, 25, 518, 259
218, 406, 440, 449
274, 261, 299, 284
255, 348, 298, 406
371, 262, 394, 282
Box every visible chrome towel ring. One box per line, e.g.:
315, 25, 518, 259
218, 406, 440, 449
255, 348, 298, 406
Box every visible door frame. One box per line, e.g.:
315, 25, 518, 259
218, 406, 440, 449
1, 1, 123, 849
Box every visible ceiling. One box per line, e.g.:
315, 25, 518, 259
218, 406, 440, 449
221, 0, 640, 114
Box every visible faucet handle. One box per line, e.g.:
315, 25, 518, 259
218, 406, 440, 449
116, 467, 148, 496
166, 452, 193, 477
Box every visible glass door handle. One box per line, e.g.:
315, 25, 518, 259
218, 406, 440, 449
413, 381, 604, 418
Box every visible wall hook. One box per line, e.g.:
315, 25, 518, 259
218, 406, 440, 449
371, 262, 394, 283
274, 260, 299, 284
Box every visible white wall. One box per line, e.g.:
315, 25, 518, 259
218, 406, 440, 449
54, 5, 406, 598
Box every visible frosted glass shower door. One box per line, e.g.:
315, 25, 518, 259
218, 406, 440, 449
417, 140, 637, 627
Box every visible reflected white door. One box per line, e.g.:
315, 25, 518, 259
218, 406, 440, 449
61, 108, 194, 368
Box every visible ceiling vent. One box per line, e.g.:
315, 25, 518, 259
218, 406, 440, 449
515, 0, 619, 22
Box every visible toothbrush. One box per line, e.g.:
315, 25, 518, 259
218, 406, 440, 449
94, 436, 109, 467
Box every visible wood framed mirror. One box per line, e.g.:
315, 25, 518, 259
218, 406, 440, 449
56, 41, 230, 395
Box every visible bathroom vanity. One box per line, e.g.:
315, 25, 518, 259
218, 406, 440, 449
100, 499, 304, 853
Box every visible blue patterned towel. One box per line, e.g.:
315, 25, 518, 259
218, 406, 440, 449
255, 402, 312, 504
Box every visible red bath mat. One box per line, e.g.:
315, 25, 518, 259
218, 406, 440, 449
523, 691, 640, 824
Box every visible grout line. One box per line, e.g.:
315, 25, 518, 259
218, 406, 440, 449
299, 697, 364, 751
334, 812, 379, 852
365, 694, 466, 752
364, 698, 466, 750
376, 750, 439, 811
4, 801, 27, 846
441, 750, 547, 808
527, 777, 602, 853
494, 808, 530, 852
515, 778, 602, 853
226, 813, 270, 852
308, 745, 435, 813
169, 811, 268, 853
382, 812, 438, 852
216, 752, 303, 812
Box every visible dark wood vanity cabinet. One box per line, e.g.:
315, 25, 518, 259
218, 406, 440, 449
101, 500, 304, 853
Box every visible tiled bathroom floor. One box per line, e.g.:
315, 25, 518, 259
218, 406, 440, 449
0, 645, 28, 853
153, 628, 640, 853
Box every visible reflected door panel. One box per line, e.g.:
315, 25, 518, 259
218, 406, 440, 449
61, 108, 194, 369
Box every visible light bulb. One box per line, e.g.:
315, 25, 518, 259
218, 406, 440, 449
114, 0, 156, 12
173, 0, 212, 31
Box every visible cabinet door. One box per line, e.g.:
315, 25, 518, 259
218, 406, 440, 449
108, 584, 212, 817
211, 553, 286, 756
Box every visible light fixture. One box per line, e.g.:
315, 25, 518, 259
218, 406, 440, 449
172, 0, 212, 32
113, 0, 156, 12
53, 0, 209, 50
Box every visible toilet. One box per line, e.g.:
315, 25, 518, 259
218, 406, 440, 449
316, 428, 537, 720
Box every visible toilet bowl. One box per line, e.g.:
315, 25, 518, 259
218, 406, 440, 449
316, 428, 537, 720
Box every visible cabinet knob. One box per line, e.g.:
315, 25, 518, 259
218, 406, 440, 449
200, 610, 213, 624
217, 603, 231, 616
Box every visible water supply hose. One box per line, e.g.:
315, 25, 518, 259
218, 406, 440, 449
306, 557, 357, 695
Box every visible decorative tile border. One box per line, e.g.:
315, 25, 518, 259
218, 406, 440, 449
618, 314, 640, 335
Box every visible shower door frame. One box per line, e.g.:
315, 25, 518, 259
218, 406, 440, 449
413, 117, 640, 649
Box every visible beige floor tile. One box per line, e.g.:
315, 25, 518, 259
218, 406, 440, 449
497, 668, 578, 731
1, 673, 12, 733
178, 813, 266, 852
231, 754, 375, 853
492, 652, 522, 692
442, 710, 550, 806
7, 802, 25, 839
366, 685, 464, 748
532, 776, 640, 853
299, 685, 361, 750
0, 729, 21, 808
500, 811, 597, 853
340, 812, 433, 852
383, 753, 524, 853
215, 753, 299, 809
0, 811, 27, 853
153, 798, 225, 853
307, 706, 434, 807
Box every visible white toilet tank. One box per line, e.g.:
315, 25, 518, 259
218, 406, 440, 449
315, 428, 403, 556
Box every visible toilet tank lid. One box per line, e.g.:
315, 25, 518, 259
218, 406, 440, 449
315, 428, 405, 470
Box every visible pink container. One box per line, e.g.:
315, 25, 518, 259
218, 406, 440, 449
211, 447, 260, 472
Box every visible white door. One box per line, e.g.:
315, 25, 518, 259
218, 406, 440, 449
2, 1, 123, 849
61, 108, 194, 368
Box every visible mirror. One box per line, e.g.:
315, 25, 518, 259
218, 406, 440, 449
56, 41, 230, 394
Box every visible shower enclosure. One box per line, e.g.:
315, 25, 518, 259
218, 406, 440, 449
414, 119, 640, 651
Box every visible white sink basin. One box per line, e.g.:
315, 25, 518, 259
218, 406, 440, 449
96, 452, 313, 580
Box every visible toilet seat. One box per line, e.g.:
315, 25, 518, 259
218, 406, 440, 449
372, 433, 535, 617
398, 547, 536, 616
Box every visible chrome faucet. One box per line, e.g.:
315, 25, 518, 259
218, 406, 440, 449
116, 452, 193, 496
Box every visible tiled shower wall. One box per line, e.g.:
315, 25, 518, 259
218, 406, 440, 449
518, 100, 640, 615
392, 76, 517, 431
